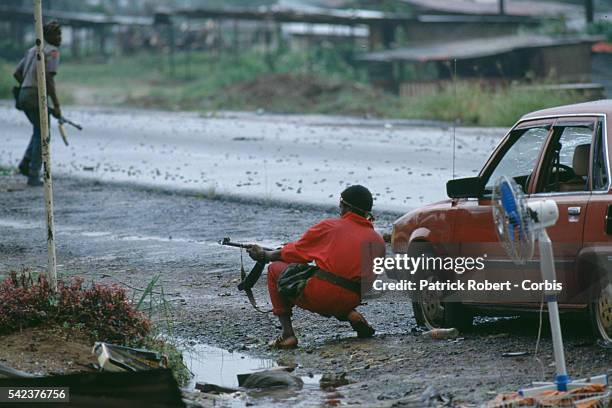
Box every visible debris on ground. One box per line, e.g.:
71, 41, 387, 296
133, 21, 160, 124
501, 351, 529, 357
0, 369, 185, 407
183, 389, 242, 408
421, 385, 443, 406
320, 371, 351, 389
241, 370, 304, 390
484, 384, 610, 408
237, 366, 295, 387
93, 342, 167, 372
195, 382, 239, 394
422, 328, 459, 340
0, 363, 33, 379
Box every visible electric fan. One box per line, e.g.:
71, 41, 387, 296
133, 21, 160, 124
492, 176, 607, 396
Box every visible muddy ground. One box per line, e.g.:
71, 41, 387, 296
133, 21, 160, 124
0, 326, 95, 377
0, 174, 610, 407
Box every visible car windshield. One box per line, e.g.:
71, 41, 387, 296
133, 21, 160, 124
484, 126, 550, 193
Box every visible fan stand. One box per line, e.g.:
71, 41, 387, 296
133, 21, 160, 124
519, 229, 608, 397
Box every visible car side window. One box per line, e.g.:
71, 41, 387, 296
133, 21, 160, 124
484, 126, 549, 193
592, 121, 609, 191
537, 124, 593, 193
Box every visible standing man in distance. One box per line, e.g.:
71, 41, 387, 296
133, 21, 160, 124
13, 20, 63, 187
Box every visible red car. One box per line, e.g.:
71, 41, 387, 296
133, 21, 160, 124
391, 100, 612, 341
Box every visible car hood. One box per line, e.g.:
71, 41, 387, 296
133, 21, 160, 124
394, 199, 453, 226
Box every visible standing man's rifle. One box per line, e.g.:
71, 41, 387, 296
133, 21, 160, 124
219, 237, 275, 313
57, 116, 82, 146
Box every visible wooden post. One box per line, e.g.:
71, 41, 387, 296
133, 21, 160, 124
33, 0, 58, 292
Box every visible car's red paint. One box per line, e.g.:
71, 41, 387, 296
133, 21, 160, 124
391, 101, 612, 314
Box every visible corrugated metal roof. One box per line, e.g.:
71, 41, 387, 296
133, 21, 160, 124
0, 6, 153, 26
173, 5, 536, 25
282, 23, 368, 37
174, 5, 407, 25
357, 35, 600, 63
402, 0, 580, 17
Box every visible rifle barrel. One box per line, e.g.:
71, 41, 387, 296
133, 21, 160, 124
60, 117, 82, 130
219, 238, 273, 251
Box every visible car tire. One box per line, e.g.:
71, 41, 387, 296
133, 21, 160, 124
589, 281, 612, 342
410, 260, 473, 332
413, 299, 473, 332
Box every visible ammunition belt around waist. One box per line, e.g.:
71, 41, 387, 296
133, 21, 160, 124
313, 268, 361, 295
278, 263, 361, 299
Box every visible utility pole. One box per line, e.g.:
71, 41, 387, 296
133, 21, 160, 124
499, 0, 505, 15
34, 0, 58, 292
585, 0, 594, 24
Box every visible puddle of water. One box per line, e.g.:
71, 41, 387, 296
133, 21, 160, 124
182, 343, 277, 389
181, 343, 344, 407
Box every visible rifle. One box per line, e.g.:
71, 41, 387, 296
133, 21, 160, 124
56, 116, 83, 146
219, 237, 276, 313
219, 237, 273, 252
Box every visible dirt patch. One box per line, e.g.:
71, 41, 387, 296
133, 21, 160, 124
0, 326, 96, 376
211, 73, 392, 116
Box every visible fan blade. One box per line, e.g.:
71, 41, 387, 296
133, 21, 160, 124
500, 182, 517, 214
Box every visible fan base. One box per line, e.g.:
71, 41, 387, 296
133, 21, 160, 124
519, 374, 608, 397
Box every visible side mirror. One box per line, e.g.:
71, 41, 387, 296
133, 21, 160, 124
447, 177, 484, 199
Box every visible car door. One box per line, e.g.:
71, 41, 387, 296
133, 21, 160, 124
529, 117, 598, 305
451, 120, 553, 305
581, 118, 612, 339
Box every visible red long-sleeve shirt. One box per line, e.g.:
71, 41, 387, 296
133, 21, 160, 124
280, 212, 386, 284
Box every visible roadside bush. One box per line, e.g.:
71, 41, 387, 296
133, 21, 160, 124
588, 20, 612, 42
0, 271, 151, 344
393, 81, 589, 126
0, 59, 15, 99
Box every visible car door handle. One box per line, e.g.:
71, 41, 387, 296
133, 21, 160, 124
568, 207, 581, 216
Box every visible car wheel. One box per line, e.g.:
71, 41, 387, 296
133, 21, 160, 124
412, 276, 445, 329
590, 282, 612, 342
412, 276, 473, 331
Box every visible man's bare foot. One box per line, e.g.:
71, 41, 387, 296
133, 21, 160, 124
268, 335, 298, 349
347, 310, 375, 338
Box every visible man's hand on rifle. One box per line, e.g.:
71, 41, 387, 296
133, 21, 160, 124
247, 245, 267, 263
247, 245, 283, 263
51, 105, 62, 119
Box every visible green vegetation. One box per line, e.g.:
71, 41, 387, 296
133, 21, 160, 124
343, 0, 414, 13
588, 20, 612, 41
0, 165, 13, 177
132, 273, 190, 385
390, 82, 590, 127
0, 59, 14, 100
45, 50, 595, 126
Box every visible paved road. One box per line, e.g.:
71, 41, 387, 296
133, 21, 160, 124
0, 103, 502, 213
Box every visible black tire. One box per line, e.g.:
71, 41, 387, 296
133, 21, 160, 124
443, 302, 474, 332
412, 299, 473, 331
409, 244, 473, 332
589, 282, 612, 342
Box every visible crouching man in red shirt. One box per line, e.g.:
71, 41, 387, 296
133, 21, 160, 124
247, 185, 386, 349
